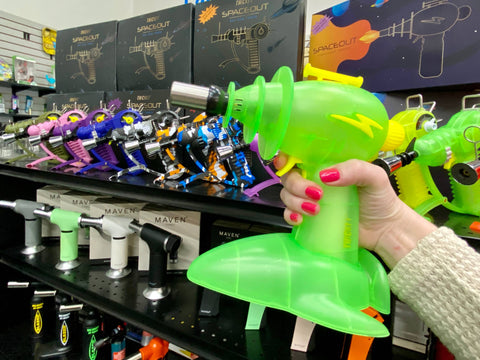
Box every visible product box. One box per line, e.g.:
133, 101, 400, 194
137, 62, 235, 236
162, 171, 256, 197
0, 56, 12, 81
88, 198, 148, 261
105, 89, 173, 117
36, 185, 71, 238
56, 21, 117, 93
209, 218, 253, 250
116, 4, 193, 91
209, 218, 289, 250
309, 0, 479, 92
12, 56, 36, 84
44, 92, 105, 113
193, 0, 306, 88
138, 204, 201, 272
59, 191, 108, 246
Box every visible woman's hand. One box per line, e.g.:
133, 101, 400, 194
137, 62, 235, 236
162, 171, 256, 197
275, 153, 437, 268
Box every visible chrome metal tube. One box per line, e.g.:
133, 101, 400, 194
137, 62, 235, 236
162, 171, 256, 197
170, 82, 210, 110
0, 200, 15, 210
79, 216, 104, 229
33, 208, 52, 219
128, 219, 142, 234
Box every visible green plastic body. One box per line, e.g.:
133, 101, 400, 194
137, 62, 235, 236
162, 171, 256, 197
390, 108, 446, 215
187, 67, 392, 337
50, 208, 82, 262
3, 118, 40, 162
414, 108, 480, 216
4, 118, 37, 134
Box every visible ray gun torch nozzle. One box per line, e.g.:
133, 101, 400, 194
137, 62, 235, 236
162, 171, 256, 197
170, 82, 230, 115
1, 132, 22, 145
372, 139, 418, 175
48, 130, 78, 148
0, 121, 35, 144
374, 124, 480, 187
28, 131, 55, 147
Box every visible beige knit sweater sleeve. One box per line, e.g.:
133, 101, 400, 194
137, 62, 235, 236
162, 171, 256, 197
388, 227, 480, 360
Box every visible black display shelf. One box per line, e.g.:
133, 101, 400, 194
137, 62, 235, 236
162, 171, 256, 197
0, 113, 13, 119
428, 206, 480, 250
0, 112, 34, 121
0, 162, 287, 227
0, 80, 55, 97
0, 243, 427, 360
1, 164, 462, 359
0, 242, 335, 360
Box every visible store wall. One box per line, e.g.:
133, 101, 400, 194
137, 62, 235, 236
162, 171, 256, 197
0, 0, 342, 32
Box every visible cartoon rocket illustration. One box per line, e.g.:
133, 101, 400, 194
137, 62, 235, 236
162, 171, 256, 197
361, 1, 471, 78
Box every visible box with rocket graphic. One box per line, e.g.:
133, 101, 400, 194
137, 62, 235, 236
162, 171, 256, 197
56, 21, 117, 93
309, 0, 479, 92
193, 0, 306, 88
116, 4, 194, 91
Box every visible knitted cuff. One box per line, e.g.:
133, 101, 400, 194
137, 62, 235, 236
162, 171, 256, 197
388, 226, 480, 360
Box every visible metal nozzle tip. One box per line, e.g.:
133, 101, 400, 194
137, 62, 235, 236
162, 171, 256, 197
33, 208, 52, 219
128, 220, 142, 234
170, 82, 210, 110
0, 200, 16, 210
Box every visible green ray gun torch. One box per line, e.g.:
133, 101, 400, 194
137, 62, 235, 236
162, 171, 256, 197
169, 64, 403, 337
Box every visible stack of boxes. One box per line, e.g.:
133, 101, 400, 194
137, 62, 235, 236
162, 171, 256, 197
55, 20, 118, 93
48, 0, 306, 112
116, 4, 194, 91
104, 89, 172, 118
193, 0, 305, 88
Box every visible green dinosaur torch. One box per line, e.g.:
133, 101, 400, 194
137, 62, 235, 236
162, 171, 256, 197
170, 65, 402, 337
381, 94, 446, 215
375, 94, 480, 216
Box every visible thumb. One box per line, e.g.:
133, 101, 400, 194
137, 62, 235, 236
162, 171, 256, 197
273, 151, 288, 171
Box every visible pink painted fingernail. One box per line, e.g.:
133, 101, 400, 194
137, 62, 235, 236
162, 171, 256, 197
290, 212, 300, 222
301, 202, 319, 215
319, 168, 340, 183
305, 186, 322, 201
